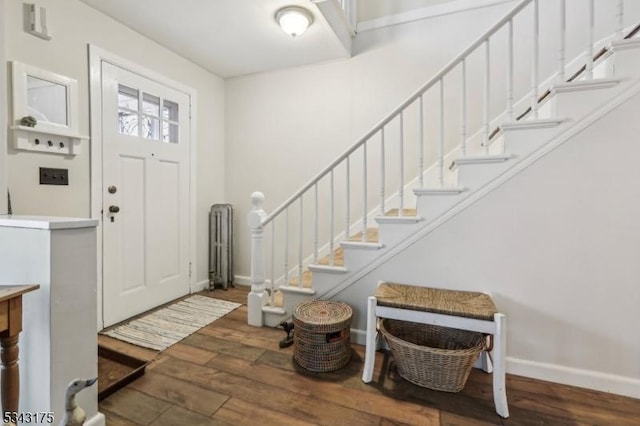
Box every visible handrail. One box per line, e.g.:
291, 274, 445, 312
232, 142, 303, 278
261, 0, 533, 226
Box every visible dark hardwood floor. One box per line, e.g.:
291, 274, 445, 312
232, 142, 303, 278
99, 286, 640, 425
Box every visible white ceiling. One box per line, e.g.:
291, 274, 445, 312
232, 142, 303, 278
79, 0, 464, 79
79, 0, 350, 78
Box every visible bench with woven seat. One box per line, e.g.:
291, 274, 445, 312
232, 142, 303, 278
361, 281, 509, 418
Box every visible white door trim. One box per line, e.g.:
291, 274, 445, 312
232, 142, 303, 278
0, 0, 8, 215
89, 45, 198, 330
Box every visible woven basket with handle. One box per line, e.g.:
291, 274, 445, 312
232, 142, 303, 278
380, 318, 486, 392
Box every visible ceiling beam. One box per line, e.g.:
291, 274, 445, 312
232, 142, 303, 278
312, 0, 355, 57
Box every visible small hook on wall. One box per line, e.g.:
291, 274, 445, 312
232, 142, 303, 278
24, 3, 52, 41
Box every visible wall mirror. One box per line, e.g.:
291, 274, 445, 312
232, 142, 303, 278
10, 61, 85, 155
11, 61, 79, 136
26, 75, 68, 126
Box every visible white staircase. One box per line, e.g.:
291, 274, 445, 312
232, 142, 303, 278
247, 0, 640, 328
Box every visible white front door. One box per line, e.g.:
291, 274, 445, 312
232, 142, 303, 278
101, 62, 191, 327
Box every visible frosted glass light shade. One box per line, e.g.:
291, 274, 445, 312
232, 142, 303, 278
276, 6, 313, 37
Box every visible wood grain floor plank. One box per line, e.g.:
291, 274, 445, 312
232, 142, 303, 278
101, 408, 144, 426
99, 388, 171, 425
161, 342, 218, 365
145, 354, 170, 371
151, 356, 383, 426
98, 335, 158, 362
202, 351, 440, 425
149, 406, 231, 426
212, 397, 317, 426
198, 324, 287, 352
439, 412, 499, 426
129, 371, 229, 416
99, 286, 640, 426
182, 333, 265, 362
197, 324, 248, 342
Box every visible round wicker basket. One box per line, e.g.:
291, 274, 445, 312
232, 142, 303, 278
380, 318, 486, 392
293, 300, 352, 372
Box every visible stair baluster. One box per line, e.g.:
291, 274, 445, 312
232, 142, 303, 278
345, 158, 350, 241
248, 0, 640, 326
329, 169, 335, 266
532, 0, 539, 118
507, 20, 515, 119
418, 96, 425, 187
587, 0, 595, 79
484, 40, 491, 152
362, 142, 368, 242
380, 128, 386, 216
298, 197, 303, 283
270, 221, 275, 307
559, 0, 566, 83
399, 112, 404, 215
461, 60, 468, 155
284, 207, 289, 288
314, 183, 319, 264
618, 0, 625, 40
439, 79, 445, 185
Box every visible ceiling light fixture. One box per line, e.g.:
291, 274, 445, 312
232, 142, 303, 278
276, 6, 313, 37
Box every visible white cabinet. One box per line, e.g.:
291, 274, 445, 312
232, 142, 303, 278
0, 216, 104, 426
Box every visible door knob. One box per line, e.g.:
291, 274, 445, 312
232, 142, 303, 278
109, 205, 120, 213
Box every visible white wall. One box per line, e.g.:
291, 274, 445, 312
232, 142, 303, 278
0, 0, 7, 215
227, 2, 524, 280
337, 92, 640, 397
3, 0, 225, 285
227, 0, 639, 280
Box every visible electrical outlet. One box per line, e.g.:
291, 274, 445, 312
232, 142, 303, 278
39, 167, 69, 185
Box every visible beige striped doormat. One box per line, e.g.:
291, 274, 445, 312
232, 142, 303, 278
101, 295, 241, 351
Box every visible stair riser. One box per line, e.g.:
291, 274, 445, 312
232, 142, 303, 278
263, 315, 284, 328
456, 160, 513, 190
613, 47, 640, 79
415, 193, 466, 222
502, 127, 562, 158
536, 98, 554, 120
376, 222, 426, 247
550, 86, 621, 121
342, 247, 385, 271
263, 291, 316, 326
309, 272, 348, 294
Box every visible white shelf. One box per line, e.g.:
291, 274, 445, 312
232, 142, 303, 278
11, 125, 88, 155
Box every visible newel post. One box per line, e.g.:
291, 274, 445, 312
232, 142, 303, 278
247, 191, 268, 326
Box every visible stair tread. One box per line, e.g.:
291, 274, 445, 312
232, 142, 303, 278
288, 270, 313, 287
414, 187, 464, 194
384, 208, 417, 217
347, 227, 379, 243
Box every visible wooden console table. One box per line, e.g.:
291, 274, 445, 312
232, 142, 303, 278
0, 284, 39, 418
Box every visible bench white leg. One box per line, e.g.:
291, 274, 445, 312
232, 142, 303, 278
362, 296, 378, 383
492, 313, 509, 418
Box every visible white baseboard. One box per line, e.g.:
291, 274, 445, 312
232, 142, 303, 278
85, 412, 106, 426
351, 328, 367, 345
193, 277, 251, 293
507, 357, 640, 400
351, 328, 388, 350
192, 279, 209, 292
351, 327, 640, 399
234, 275, 251, 286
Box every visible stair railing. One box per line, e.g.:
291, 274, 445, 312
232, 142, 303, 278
248, 0, 629, 326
